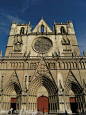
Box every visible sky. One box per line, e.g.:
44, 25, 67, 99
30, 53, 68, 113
0, 0, 86, 56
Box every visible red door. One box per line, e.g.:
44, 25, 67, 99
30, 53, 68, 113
37, 96, 49, 113
70, 97, 78, 113
10, 98, 16, 111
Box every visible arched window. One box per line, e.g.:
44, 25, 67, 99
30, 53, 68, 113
25, 75, 27, 82
20, 27, 25, 34
62, 62, 65, 69
74, 62, 77, 68
61, 26, 65, 34
41, 25, 44, 32
71, 62, 74, 69
65, 62, 68, 69
29, 76, 31, 82
57, 62, 61, 68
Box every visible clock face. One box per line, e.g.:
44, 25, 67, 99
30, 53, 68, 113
33, 37, 52, 53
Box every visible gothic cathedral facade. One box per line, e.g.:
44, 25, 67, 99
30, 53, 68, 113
0, 18, 86, 114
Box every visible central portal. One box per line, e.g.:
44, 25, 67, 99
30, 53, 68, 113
37, 96, 49, 113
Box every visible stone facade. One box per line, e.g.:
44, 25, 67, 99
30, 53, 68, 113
0, 17, 86, 114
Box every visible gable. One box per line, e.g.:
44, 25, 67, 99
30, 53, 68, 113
31, 57, 55, 82
64, 70, 83, 94
3, 70, 22, 94
32, 17, 52, 33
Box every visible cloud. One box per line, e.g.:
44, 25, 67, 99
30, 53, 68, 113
21, 0, 43, 13
7, 15, 25, 24
0, 9, 26, 56
0, 9, 26, 36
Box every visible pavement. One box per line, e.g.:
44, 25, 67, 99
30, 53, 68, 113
0, 114, 18, 115
0, 112, 86, 115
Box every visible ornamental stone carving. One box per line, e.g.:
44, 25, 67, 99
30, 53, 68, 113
33, 37, 52, 53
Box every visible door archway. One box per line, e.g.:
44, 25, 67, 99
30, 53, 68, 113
37, 96, 49, 113
65, 81, 84, 113
2, 81, 22, 111
70, 97, 78, 113
28, 75, 58, 113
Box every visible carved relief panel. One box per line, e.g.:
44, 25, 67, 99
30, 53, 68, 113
30, 62, 37, 69
14, 35, 23, 52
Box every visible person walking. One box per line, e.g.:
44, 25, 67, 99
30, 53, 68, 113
25, 109, 27, 115
8, 108, 11, 114
19, 108, 22, 115
22, 108, 24, 115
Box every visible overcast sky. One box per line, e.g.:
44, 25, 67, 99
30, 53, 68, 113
0, 0, 86, 56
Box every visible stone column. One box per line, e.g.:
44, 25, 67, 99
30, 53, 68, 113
26, 95, 28, 110
35, 96, 37, 112
1, 94, 3, 110
49, 96, 52, 112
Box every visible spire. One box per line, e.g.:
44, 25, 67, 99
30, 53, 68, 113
0, 50, 2, 57
83, 49, 86, 56
54, 21, 55, 24
29, 21, 30, 25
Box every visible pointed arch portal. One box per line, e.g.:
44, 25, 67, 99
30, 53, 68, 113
28, 75, 58, 113
65, 70, 85, 113
2, 80, 22, 111
66, 82, 84, 113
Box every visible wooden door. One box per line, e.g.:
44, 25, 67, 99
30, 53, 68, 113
10, 98, 16, 112
70, 97, 78, 113
37, 96, 48, 113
